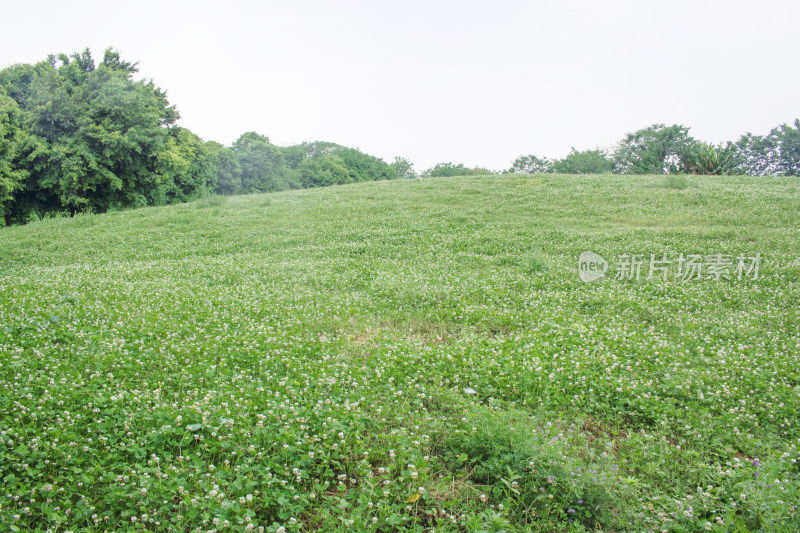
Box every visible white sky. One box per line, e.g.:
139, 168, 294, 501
2, 0, 798, 171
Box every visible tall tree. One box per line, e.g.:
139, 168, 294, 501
422, 162, 490, 177
390, 156, 416, 178
297, 154, 350, 188
0, 91, 28, 226
336, 147, 398, 182
613, 124, 695, 174
731, 132, 779, 176
551, 148, 613, 174
774, 119, 800, 176
101, 48, 139, 74
0, 48, 179, 217
506, 154, 552, 174
682, 142, 736, 175
156, 127, 218, 203
232, 132, 289, 192
206, 141, 241, 195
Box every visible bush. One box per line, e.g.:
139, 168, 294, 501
423, 162, 493, 177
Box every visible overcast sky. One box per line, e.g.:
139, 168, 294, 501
2, 0, 798, 171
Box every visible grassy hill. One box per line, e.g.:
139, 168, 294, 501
1, 174, 799, 532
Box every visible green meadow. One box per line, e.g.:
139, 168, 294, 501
1, 174, 799, 532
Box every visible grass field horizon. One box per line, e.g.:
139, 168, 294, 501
1, 174, 799, 532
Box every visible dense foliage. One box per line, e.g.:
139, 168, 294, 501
733, 120, 800, 176
422, 162, 492, 178
2, 48, 799, 227
0, 49, 401, 226
507, 122, 800, 177
552, 148, 614, 174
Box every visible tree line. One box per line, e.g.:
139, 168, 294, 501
2, 48, 798, 227
376, 121, 799, 181
0, 49, 413, 227
505, 122, 800, 176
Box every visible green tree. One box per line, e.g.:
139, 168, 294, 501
425, 162, 467, 177
0, 48, 179, 218
682, 142, 736, 175
730, 132, 776, 176
613, 124, 695, 174
0, 62, 37, 105
281, 141, 398, 186
280, 144, 308, 171
10, 135, 62, 221
297, 154, 350, 188
298, 140, 343, 159
206, 141, 242, 195
0, 91, 28, 226
551, 148, 613, 174
423, 162, 492, 177
506, 154, 552, 174
774, 119, 800, 176
390, 156, 416, 178
101, 48, 139, 74
232, 132, 290, 192
155, 128, 218, 203
336, 147, 398, 182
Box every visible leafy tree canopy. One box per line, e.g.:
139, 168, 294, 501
613, 124, 695, 174
0, 47, 179, 219
506, 154, 552, 175
551, 148, 613, 174
231, 132, 289, 193
390, 156, 416, 179
423, 162, 492, 177
298, 154, 350, 188
0, 91, 28, 225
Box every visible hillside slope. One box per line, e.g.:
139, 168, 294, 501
1, 174, 799, 531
